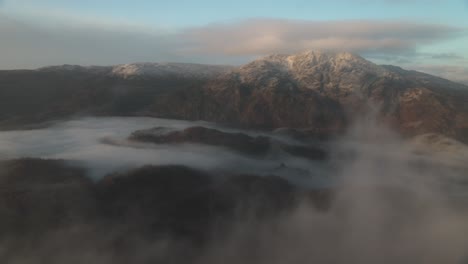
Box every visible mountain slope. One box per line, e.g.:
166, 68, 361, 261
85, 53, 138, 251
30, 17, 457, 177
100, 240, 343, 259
151, 51, 468, 141
0, 51, 467, 142
111, 62, 234, 79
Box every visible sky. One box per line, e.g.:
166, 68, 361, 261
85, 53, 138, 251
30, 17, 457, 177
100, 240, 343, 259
0, 0, 467, 84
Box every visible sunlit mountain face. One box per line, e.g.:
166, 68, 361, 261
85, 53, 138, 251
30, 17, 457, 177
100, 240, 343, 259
1, 1, 468, 263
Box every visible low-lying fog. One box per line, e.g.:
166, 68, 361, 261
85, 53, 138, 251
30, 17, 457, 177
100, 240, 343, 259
1, 116, 466, 179
0, 117, 332, 185
1, 115, 468, 263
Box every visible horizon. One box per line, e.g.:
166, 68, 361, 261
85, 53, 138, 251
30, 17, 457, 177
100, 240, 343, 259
0, 0, 467, 83
6, 49, 468, 86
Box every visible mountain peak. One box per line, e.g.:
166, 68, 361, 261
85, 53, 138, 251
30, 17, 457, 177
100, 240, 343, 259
287, 50, 374, 71
259, 50, 364, 63
242, 50, 383, 74
291, 50, 362, 61
235, 50, 389, 93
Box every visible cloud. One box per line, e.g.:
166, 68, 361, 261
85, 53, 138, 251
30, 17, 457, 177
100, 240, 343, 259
2, 108, 468, 263
0, 117, 314, 178
0, 15, 192, 69
183, 19, 464, 57
411, 65, 468, 85
0, 15, 466, 72
430, 53, 465, 60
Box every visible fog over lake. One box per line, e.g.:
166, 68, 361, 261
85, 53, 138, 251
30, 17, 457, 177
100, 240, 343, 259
0, 116, 466, 188
0, 117, 332, 184
2, 116, 468, 263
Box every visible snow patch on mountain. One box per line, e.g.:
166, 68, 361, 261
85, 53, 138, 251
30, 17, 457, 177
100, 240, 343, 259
38, 64, 111, 74
234, 50, 394, 93
111, 63, 234, 79
250, 50, 388, 76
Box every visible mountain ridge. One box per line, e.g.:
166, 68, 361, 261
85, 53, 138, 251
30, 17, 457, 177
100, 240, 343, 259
1, 50, 467, 143
38, 62, 235, 79
31, 50, 468, 87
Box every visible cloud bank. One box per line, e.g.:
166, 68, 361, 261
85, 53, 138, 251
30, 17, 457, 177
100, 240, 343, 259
2, 110, 468, 263
184, 19, 463, 57
0, 14, 467, 84
412, 65, 468, 85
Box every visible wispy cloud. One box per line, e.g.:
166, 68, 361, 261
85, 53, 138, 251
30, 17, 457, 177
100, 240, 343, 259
183, 19, 465, 57
411, 65, 468, 85
1, 14, 467, 84
0, 14, 188, 68
431, 53, 465, 60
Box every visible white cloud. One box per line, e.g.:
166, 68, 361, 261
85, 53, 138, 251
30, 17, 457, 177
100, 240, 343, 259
411, 65, 468, 85
0, 14, 467, 85
0, 14, 189, 68
182, 19, 465, 57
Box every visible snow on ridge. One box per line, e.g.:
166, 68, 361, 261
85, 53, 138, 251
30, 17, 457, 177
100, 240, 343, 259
37, 62, 234, 79
38, 64, 111, 73
233, 50, 396, 93
238, 50, 390, 80
111, 62, 234, 79
264, 51, 383, 72
36, 50, 389, 80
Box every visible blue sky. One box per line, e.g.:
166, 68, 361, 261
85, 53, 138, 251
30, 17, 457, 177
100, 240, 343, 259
4, 0, 468, 27
0, 0, 467, 83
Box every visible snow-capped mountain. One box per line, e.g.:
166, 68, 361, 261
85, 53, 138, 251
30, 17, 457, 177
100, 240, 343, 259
2, 50, 468, 143
110, 63, 233, 79
38, 63, 234, 79
231, 50, 394, 94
